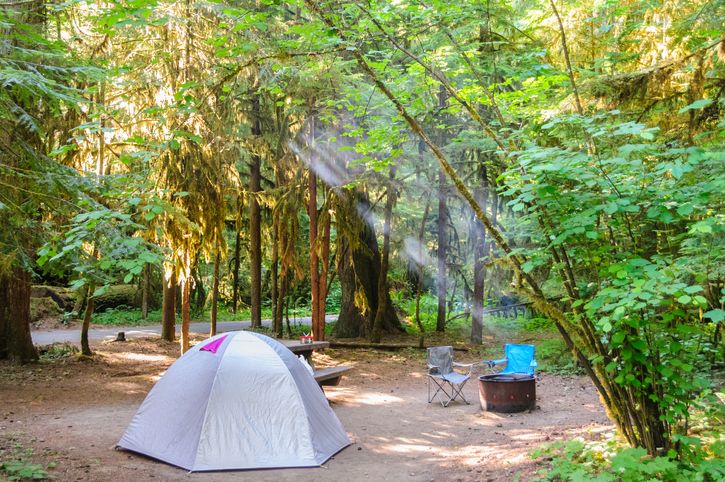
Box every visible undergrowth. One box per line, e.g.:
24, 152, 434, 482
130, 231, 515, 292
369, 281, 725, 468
37, 343, 78, 361
0, 433, 54, 481
530, 388, 725, 481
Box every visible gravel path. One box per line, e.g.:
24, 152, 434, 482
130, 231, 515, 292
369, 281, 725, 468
31, 315, 338, 345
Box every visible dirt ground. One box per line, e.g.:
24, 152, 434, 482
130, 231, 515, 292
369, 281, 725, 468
0, 336, 613, 481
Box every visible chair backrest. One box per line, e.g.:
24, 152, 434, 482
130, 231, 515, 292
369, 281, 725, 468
427, 346, 453, 375
502, 344, 535, 375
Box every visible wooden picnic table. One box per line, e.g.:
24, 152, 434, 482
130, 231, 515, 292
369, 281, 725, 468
279, 339, 351, 387
281, 340, 330, 365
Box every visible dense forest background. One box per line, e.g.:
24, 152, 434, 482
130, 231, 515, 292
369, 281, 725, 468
1, 0, 723, 471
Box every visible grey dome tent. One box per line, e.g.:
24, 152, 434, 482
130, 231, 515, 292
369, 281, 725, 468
118, 331, 350, 471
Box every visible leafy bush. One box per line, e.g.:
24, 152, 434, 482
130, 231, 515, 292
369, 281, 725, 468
92, 307, 161, 326
393, 291, 470, 335
0, 460, 50, 481
0, 433, 53, 481
38, 343, 78, 361
325, 279, 342, 313
535, 338, 583, 375
532, 431, 725, 481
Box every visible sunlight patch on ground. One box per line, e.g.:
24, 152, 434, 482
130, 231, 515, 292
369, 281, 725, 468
375, 437, 530, 467
420, 430, 456, 440
106, 381, 149, 395
115, 352, 174, 363
350, 391, 404, 405
327, 388, 404, 406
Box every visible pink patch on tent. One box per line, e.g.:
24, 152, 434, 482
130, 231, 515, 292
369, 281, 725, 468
200, 335, 227, 354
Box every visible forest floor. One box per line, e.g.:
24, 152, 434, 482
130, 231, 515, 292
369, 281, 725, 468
0, 335, 613, 482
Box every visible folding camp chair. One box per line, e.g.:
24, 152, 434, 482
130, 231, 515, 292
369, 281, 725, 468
426, 346, 476, 407
484, 343, 537, 377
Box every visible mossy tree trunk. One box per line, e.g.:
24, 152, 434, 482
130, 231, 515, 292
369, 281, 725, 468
249, 90, 262, 329
161, 271, 176, 342
81, 282, 95, 356
210, 252, 220, 337
0, 267, 38, 363
471, 162, 488, 345
371, 164, 397, 343
334, 191, 402, 339
181, 275, 191, 353
231, 230, 241, 314
435, 168, 447, 333
141, 264, 149, 320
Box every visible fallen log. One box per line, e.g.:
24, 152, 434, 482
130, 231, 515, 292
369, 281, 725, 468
328, 341, 468, 351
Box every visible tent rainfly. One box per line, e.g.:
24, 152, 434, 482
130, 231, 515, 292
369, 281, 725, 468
118, 331, 350, 471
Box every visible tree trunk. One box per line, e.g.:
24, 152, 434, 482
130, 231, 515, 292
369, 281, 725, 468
141, 263, 149, 320
471, 164, 488, 344
161, 270, 176, 342
210, 252, 220, 337
307, 114, 327, 341
414, 202, 430, 348
371, 165, 397, 343
436, 168, 447, 332
334, 191, 402, 338
249, 92, 262, 329
274, 275, 287, 338
271, 216, 279, 336
181, 267, 191, 354
191, 260, 205, 312
81, 282, 95, 356
272, 213, 286, 338
72, 286, 86, 317
232, 230, 241, 314
317, 213, 331, 340
436, 84, 449, 333
308, 169, 320, 339
335, 238, 367, 338
0, 267, 38, 363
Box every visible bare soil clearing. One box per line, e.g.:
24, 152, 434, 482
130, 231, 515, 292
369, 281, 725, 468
1, 337, 613, 481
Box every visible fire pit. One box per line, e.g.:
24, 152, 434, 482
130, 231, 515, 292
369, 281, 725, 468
478, 374, 536, 413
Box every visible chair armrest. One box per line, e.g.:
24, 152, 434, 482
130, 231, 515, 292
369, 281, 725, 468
453, 361, 475, 374
453, 362, 476, 367
427, 364, 440, 375
481, 358, 507, 369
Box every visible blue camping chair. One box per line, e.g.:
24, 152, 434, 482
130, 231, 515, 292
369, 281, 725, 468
484, 343, 537, 376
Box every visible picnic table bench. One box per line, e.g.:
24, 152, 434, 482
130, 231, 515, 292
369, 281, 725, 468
312, 365, 353, 386
281, 339, 352, 387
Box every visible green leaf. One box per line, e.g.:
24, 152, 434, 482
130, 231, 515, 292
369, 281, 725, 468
693, 295, 707, 305
630, 338, 648, 352
676, 204, 693, 216
678, 98, 712, 113
521, 261, 535, 273
703, 309, 725, 323
677, 295, 692, 304
511, 202, 525, 212
683, 285, 702, 294
93, 285, 108, 298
